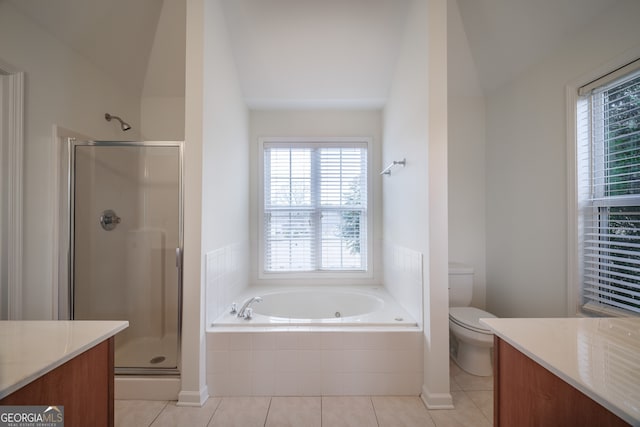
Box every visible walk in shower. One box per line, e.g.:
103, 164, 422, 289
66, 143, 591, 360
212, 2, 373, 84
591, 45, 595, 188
68, 140, 182, 375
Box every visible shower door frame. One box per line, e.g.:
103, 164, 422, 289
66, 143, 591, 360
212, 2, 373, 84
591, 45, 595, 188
67, 139, 184, 376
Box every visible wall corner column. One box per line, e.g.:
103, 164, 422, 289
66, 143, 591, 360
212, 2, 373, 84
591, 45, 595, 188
422, 0, 452, 408
179, 0, 208, 406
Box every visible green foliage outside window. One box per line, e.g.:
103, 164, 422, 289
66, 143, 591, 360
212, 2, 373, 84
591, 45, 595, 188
339, 179, 362, 255
602, 74, 640, 311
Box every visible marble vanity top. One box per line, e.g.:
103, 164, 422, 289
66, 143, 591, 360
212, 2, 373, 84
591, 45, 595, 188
481, 317, 640, 426
0, 320, 128, 399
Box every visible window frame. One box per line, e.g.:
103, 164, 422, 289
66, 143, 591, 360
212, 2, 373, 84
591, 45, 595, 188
257, 136, 373, 280
568, 56, 640, 317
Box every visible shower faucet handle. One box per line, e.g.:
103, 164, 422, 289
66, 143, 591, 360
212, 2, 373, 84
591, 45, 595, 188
230, 303, 237, 314
100, 209, 121, 231
243, 308, 253, 320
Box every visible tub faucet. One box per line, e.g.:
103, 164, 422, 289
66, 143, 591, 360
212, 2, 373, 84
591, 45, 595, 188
237, 296, 262, 319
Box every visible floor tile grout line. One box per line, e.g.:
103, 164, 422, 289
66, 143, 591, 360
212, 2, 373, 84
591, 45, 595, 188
147, 400, 169, 427
205, 397, 222, 427
460, 389, 493, 426
116, 387, 494, 427
369, 396, 381, 427
422, 398, 439, 427
263, 396, 272, 427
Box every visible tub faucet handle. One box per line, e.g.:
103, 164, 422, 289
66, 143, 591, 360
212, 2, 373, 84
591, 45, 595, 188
243, 308, 253, 320
237, 296, 262, 318
230, 303, 237, 314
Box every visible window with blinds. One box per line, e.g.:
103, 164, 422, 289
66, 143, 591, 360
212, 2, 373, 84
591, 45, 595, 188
577, 63, 640, 315
262, 140, 368, 273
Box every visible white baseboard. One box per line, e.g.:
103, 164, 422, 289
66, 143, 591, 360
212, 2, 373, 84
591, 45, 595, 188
115, 377, 180, 400
177, 386, 209, 407
420, 384, 454, 409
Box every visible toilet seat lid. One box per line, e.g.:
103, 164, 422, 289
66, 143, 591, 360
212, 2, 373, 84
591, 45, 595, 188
449, 307, 496, 333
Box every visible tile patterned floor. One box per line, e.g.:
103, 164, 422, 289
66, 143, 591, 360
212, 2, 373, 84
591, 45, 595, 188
115, 360, 493, 427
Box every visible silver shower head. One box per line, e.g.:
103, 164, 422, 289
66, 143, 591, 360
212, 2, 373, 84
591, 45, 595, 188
105, 113, 132, 131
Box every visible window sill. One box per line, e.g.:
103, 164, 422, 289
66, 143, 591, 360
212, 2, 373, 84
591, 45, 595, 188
581, 302, 639, 318
258, 270, 373, 281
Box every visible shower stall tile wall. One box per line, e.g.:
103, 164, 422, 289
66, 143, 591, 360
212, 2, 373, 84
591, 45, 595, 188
205, 242, 250, 325
206, 331, 423, 396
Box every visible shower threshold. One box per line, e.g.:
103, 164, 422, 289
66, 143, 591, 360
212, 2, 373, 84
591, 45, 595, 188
115, 334, 179, 375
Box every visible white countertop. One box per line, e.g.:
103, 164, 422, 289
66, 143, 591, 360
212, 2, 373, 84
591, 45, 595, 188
481, 317, 640, 426
0, 320, 129, 399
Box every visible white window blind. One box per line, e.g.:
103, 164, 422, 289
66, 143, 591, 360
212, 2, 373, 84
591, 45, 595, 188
577, 64, 640, 315
263, 141, 368, 272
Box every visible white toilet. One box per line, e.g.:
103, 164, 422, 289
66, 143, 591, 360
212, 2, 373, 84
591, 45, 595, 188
449, 262, 496, 376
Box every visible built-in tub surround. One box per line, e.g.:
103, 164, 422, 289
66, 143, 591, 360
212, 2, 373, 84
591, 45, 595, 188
207, 285, 421, 396
383, 242, 423, 327
205, 242, 250, 326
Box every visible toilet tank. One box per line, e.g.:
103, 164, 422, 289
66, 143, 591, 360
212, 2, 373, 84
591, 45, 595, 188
448, 262, 474, 307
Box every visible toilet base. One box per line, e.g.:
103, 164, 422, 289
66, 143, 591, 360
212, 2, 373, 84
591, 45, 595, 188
451, 340, 493, 376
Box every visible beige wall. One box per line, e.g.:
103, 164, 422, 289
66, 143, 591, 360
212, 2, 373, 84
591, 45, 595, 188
447, 0, 486, 309
485, 0, 640, 317
141, 0, 186, 141
201, 0, 251, 341
0, 0, 186, 321
182, 0, 206, 405
0, 2, 142, 319
248, 109, 383, 286
383, 0, 451, 408
181, 0, 249, 405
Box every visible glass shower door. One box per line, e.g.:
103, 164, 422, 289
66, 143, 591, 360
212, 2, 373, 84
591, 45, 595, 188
71, 141, 182, 374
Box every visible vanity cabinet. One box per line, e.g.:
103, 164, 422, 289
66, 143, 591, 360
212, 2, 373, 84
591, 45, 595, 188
0, 321, 127, 427
480, 317, 639, 427
493, 337, 630, 427
0, 338, 114, 427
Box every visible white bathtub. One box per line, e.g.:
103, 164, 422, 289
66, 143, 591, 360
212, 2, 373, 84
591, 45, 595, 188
206, 285, 423, 396
211, 285, 418, 328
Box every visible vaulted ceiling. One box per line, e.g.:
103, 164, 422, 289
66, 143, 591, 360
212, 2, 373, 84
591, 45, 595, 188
9, 0, 628, 104
456, 0, 624, 94
220, 0, 410, 109
9, 0, 167, 96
